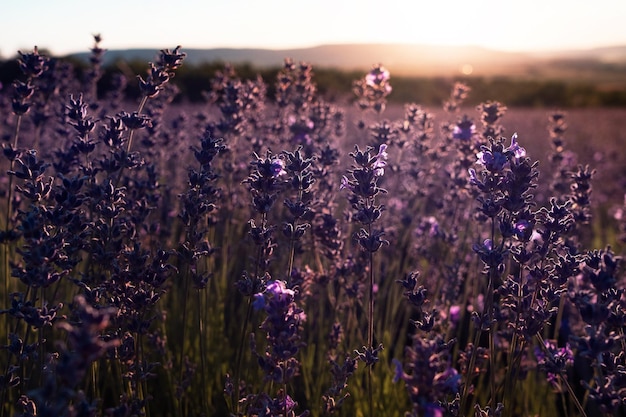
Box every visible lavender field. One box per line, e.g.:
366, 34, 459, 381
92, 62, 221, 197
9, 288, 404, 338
0, 41, 625, 417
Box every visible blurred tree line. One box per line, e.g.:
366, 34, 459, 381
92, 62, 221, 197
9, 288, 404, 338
1, 54, 625, 107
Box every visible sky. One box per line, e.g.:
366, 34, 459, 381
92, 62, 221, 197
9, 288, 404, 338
1, 0, 625, 58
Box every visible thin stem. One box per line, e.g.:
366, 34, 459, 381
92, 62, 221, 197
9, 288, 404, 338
368, 226, 374, 350
196, 288, 209, 413
177, 264, 191, 417
502, 266, 522, 409
234, 210, 267, 415
461, 216, 497, 414
460, 314, 484, 413
1, 116, 23, 415
285, 212, 297, 287
234, 298, 253, 415
367, 218, 375, 417
286, 175, 304, 285
12, 113, 23, 149
126, 95, 149, 154
3, 113, 23, 307
368, 365, 373, 417
284, 383, 288, 417
488, 319, 496, 408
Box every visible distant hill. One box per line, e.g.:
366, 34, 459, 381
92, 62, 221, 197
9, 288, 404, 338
68, 43, 626, 85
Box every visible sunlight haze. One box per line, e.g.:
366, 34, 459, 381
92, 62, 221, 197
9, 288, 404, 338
1, 0, 625, 58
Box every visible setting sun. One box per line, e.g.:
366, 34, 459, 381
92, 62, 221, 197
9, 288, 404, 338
461, 64, 474, 75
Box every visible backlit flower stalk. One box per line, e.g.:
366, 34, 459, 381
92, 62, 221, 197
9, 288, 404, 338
25, 295, 119, 416
205, 65, 268, 221
232, 151, 286, 414
2, 47, 49, 327
275, 59, 316, 122
281, 146, 314, 284
177, 129, 225, 412
84, 34, 106, 105
443, 82, 470, 113
394, 271, 460, 417
353, 65, 392, 126
467, 133, 587, 416
113, 46, 185, 189
65, 94, 98, 177
476, 101, 507, 145
570, 247, 625, 415
0, 146, 60, 410
133, 46, 185, 151
247, 280, 308, 417
341, 143, 388, 416
465, 134, 530, 413
547, 111, 572, 200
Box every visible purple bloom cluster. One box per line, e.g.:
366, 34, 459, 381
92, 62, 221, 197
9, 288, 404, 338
240, 279, 308, 416
353, 64, 392, 114
534, 339, 574, 385
253, 280, 306, 380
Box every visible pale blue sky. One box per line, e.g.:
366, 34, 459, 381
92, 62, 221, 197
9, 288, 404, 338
1, 0, 625, 58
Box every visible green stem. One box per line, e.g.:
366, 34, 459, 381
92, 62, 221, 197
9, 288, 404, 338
197, 288, 209, 413
367, 215, 375, 417
502, 261, 524, 415
488, 319, 496, 408
233, 218, 265, 414
3, 113, 23, 310
234, 298, 253, 415
178, 265, 191, 415
126, 95, 149, 154
461, 217, 497, 414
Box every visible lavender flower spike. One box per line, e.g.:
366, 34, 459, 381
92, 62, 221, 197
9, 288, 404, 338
373, 143, 388, 177
506, 133, 526, 159
476, 133, 526, 172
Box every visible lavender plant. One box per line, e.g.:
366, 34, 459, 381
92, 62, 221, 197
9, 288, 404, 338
341, 142, 388, 416
0, 38, 624, 417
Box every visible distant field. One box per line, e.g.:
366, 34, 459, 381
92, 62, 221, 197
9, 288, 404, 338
193, 99, 626, 206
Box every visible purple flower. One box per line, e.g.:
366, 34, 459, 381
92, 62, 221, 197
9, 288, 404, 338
415, 216, 440, 238
476, 148, 507, 172
252, 293, 266, 311
270, 158, 286, 177
265, 280, 295, 303
372, 143, 388, 176
535, 340, 574, 385
259, 280, 307, 323
468, 167, 479, 185
424, 404, 444, 417
452, 117, 476, 141
340, 175, 352, 191
449, 305, 461, 324
391, 358, 405, 383
365, 65, 391, 90
513, 219, 533, 241
434, 366, 461, 392
375, 143, 388, 161
476, 134, 526, 172
275, 394, 296, 414
506, 132, 526, 159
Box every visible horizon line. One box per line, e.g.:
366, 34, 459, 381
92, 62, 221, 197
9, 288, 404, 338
3, 40, 626, 60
